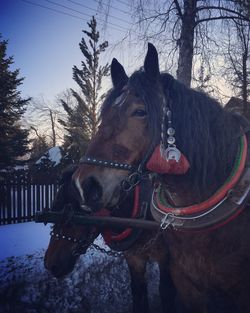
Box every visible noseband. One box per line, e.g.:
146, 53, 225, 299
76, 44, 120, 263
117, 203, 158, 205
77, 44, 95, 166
80, 156, 151, 192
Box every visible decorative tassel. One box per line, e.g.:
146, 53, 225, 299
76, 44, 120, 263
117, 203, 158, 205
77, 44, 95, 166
146, 145, 190, 175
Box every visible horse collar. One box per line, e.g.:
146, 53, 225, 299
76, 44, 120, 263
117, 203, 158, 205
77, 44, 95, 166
151, 134, 250, 232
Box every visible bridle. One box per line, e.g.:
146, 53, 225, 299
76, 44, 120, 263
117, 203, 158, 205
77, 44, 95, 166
48, 182, 152, 256
79, 86, 172, 192
80, 155, 152, 192
50, 225, 97, 257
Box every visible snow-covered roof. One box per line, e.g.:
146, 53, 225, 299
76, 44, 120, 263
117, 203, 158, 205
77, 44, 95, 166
36, 146, 62, 166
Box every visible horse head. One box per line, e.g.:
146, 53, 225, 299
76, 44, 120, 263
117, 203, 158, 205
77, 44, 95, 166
44, 166, 99, 278
72, 43, 166, 211
72, 42, 245, 212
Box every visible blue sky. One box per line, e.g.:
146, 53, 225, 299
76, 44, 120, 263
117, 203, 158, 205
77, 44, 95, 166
0, 0, 134, 102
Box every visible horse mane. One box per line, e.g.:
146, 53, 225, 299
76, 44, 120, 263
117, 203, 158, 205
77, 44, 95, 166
160, 73, 248, 192
101, 69, 248, 195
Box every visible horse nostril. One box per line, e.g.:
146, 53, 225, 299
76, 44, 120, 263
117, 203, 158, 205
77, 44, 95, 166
82, 176, 103, 209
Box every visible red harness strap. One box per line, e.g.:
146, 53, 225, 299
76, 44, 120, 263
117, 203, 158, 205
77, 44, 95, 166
101, 185, 141, 244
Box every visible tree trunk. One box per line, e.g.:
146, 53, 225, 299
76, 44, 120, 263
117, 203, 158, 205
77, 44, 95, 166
176, 0, 197, 87
49, 109, 56, 147
242, 50, 248, 115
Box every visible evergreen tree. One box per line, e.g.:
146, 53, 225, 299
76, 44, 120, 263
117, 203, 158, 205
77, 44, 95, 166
59, 16, 110, 162
0, 35, 30, 168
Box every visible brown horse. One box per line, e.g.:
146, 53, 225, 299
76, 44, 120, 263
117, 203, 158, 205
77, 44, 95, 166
44, 166, 176, 313
72, 43, 250, 313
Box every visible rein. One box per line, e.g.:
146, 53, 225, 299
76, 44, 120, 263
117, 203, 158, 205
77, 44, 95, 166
35, 211, 159, 230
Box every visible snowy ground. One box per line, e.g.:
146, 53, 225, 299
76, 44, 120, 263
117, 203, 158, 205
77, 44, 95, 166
0, 222, 161, 313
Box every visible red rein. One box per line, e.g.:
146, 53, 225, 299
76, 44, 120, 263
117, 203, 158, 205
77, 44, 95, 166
101, 185, 140, 244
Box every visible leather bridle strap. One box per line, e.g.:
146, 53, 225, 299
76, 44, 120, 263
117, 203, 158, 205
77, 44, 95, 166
79, 156, 151, 192
80, 156, 137, 172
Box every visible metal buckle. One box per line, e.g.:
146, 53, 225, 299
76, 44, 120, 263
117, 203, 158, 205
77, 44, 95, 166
121, 172, 142, 192
160, 213, 175, 229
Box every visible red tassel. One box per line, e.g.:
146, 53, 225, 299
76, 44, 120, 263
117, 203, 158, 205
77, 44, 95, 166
146, 145, 190, 175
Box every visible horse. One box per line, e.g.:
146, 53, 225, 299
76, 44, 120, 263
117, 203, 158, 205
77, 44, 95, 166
44, 166, 177, 313
71, 43, 250, 313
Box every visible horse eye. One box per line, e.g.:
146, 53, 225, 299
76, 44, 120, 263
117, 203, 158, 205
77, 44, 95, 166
132, 109, 147, 117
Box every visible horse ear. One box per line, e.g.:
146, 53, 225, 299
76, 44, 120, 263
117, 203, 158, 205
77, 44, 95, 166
111, 58, 128, 89
144, 43, 160, 80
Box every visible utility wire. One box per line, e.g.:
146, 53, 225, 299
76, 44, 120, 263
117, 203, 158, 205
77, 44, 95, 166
44, 0, 128, 31
92, 0, 131, 16
113, 0, 130, 7
66, 0, 131, 25
21, 0, 89, 21
21, 0, 127, 33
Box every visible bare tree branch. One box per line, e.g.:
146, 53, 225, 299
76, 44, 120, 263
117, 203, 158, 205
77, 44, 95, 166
173, 0, 183, 17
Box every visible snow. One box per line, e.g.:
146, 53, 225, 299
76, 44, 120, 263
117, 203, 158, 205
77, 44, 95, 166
0, 222, 51, 260
0, 222, 162, 313
36, 146, 62, 166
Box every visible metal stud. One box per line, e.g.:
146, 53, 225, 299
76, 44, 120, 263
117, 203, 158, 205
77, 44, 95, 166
167, 127, 175, 136
167, 110, 172, 118
167, 136, 176, 145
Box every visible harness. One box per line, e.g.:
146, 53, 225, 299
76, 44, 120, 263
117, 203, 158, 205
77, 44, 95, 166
78, 82, 250, 232
46, 182, 152, 254
101, 183, 151, 251
37, 130, 250, 258
151, 134, 250, 231
79, 131, 250, 233
38, 84, 250, 236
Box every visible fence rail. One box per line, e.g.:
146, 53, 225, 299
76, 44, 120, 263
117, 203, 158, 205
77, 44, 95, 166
0, 171, 58, 225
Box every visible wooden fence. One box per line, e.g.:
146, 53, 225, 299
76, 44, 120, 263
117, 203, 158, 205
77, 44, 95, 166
0, 170, 58, 225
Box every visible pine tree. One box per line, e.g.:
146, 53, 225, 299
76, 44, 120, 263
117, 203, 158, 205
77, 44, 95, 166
0, 35, 30, 168
30, 135, 50, 162
59, 16, 110, 162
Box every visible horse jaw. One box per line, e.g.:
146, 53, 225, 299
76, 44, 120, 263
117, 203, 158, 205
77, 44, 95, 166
44, 240, 79, 278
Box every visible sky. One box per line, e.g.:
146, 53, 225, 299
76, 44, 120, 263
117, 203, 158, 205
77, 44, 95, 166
0, 0, 137, 103
0, 0, 234, 112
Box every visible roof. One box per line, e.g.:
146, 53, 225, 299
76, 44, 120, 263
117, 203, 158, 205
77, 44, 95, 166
225, 97, 250, 120
35, 146, 62, 166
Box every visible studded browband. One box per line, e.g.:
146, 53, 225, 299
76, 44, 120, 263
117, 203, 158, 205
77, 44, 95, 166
80, 156, 137, 171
